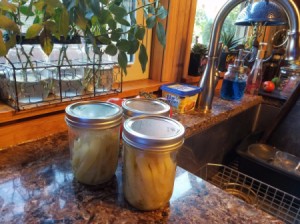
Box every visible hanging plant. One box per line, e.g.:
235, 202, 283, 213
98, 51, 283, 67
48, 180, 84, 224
0, 0, 168, 75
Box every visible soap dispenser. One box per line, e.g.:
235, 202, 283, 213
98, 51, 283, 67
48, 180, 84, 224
220, 49, 248, 100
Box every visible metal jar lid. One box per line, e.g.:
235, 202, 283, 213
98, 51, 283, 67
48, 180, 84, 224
122, 98, 170, 117
122, 115, 185, 151
65, 101, 123, 129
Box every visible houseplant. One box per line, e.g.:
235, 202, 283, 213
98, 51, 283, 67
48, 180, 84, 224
0, 0, 167, 75
188, 43, 207, 76
218, 31, 242, 72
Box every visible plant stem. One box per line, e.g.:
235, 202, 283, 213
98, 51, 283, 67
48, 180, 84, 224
126, 1, 158, 15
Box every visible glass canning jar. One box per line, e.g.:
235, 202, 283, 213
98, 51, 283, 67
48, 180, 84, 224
65, 101, 123, 185
49, 44, 85, 97
122, 98, 170, 120
122, 115, 185, 210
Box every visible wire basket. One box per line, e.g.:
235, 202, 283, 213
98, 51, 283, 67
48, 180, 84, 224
198, 163, 300, 224
0, 60, 122, 111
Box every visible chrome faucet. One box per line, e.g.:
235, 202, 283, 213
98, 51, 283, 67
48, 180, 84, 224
196, 0, 300, 113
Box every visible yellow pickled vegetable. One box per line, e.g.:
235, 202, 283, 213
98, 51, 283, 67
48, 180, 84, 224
123, 144, 176, 210
71, 129, 119, 185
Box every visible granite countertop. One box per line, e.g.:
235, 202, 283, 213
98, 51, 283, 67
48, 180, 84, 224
175, 94, 262, 138
0, 132, 283, 223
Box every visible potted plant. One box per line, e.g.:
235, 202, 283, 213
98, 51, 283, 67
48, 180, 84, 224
218, 31, 242, 72
0, 0, 167, 109
188, 43, 207, 76
0, 0, 167, 75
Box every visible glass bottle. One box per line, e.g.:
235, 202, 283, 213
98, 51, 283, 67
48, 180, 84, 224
245, 43, 267, 95
48, 44, 84, 98
220, 49, 248, 100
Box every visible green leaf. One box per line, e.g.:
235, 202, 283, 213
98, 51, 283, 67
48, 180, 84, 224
139, 44, 148, 73
75, 10, 88, 30
156, 22, 166, 47
58, 7, 69, 38
146, 15, 156, 28
109, 4, 127, 18
0, 31, 7, 56
0, 0, 17, 12
128, 27, 135, 41
88, 0, 101, 16
25, 24, 43, 39
98, 9, 112, 24
0, 15, 20, 33
127, 39, 139, 54
100, 0, 109, 5
157, 6, 168, 19
116, 39, 130, 52
20, 5, 34, 16
113, 0, 122, 6
135, 26, 145, 40
115, 17, 130, 26
40, 29, 53, 56
33, 16, 41, 24
111, 28, 123, 42
108, 19, 117, 30
98, 36, 111, 45
105, 44, 118, 56
118, 51, 128, 75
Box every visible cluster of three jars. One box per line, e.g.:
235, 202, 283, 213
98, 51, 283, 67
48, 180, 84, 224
65, 98, 185, 211
4, 42, 114, 104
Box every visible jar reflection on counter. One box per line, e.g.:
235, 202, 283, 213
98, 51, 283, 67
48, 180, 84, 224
122, 115, 185, 210
65, 101, 122, 185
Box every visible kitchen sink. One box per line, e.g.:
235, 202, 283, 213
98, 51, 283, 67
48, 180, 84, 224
178, 102, 280, 174
177, 97, 300, 223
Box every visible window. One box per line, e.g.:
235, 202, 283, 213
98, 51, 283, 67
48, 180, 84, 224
19, 0, 152, 82
192, 1, 245, 47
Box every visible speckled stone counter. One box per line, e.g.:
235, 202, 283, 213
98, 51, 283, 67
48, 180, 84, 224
0, 132, 283, 223
174, 94, 262, 138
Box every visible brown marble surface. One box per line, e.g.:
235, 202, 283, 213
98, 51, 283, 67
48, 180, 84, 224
174, 94, 262, 138
0, 132, 283, 224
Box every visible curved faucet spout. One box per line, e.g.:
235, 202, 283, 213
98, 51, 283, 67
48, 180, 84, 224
196, 0, 300, 112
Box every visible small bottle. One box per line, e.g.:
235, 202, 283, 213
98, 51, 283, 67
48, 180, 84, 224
220, 49, 248, 100
245, 43, 267, 95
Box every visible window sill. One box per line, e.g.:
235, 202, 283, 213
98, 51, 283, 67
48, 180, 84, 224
0, 79, 168, 124
0, 79, 169, 149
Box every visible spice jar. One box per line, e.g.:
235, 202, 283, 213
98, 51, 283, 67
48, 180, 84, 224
122, 98, 170, 120
65, 101, 122, 185
122, 115, 185, 210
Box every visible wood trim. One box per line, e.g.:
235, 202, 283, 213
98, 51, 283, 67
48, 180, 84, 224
149, 0, 197, 82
